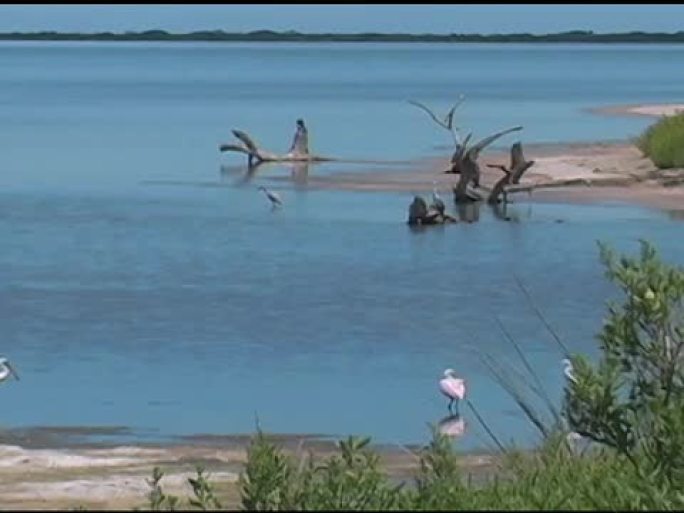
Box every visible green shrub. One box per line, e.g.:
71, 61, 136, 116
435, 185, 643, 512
637, 112, 684, 169
564, 240, 684, 485
238, 429, 296, 510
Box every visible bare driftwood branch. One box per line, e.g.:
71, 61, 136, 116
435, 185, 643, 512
486, 142, 536, 204
502, 174, 642, 195
407, 195, 457, 226
452, 126, 524, 203
448, 132, 473, 173
408, 96, 465, 146
465, 126, 524, 163
219, 119, 335, 167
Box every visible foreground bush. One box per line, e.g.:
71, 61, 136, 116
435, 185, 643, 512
565, 240, 684, 486
144, 241, 684, 510
637, 111, 684, 169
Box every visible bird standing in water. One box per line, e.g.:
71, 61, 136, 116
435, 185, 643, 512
561, 358, 577, 384
439, 368, 466, 414
431, 181, 446, 215
0, 357, 20, 384
258, 186, 283, 209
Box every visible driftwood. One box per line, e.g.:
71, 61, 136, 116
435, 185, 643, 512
408, 97, 465, 147
407, 195, 524, 225
502, 174, 643, 195
452, 127, 523, 203
407, 195, 457, 226
486, 142, 536, 204
219, 119, 335, 167
408, 97, 533, 205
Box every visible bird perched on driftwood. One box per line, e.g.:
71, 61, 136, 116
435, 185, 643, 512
288, 119, 309, 156
258, 186, 283, 209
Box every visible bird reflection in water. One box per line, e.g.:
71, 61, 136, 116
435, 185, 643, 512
219, 161, 310, 187
437, 414, 466, 438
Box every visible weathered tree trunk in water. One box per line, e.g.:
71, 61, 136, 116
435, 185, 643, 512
486, 142, 535, 205
453, 156, 483, 202
451, 126, 523, 204
219, 120, 335, 167
407, 196, 429, 225
407, 195, 457, 226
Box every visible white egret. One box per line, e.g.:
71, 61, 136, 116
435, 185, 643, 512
431, 181, 445, 214
0, 357, 20, 383
561, 358, 577, 384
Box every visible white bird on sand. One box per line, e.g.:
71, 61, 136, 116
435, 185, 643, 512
258, 186, 283, 209
439, 369, 466, 415
0, 357, 20, 383
561, 358, 577, 384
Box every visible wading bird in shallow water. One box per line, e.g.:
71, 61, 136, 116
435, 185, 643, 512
258, 186, 283, 209
0, 357, 20, 384
439, 369, 466, 415
431, 181, 445, 214
561, 358, 586, 451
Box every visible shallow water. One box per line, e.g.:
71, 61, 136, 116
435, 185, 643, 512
1, 42, 683, 450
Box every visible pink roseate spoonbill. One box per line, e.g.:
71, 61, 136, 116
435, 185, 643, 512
439, 369, 466, 414
258, 186, 283, 209
0, 357, 20, 384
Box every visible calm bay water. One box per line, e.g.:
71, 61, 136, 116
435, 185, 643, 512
1, 42, 683, 449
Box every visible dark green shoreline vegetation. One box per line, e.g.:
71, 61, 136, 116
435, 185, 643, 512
638, 112, 684, 169
3, 29, 684, 43
142, 241, 684, 510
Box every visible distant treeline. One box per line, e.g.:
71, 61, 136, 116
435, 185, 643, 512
2, 29, 684, 44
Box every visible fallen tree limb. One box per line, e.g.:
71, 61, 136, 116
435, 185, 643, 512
408, 97, 465, 147
486, 142, 536, 204
452, 126, 523, 203
407, 195, 458, 226
503, 174, 641, 195
219, 120, 337, 167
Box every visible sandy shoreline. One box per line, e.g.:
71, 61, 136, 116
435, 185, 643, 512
0, 427, 498, 510
257, 102, 684, 212
589, 102, 684, 118
264, 140, 684, 212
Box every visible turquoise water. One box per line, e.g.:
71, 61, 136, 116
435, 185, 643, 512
1, 42, 683, 450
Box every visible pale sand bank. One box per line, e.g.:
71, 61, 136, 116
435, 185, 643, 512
590, 102, 684, 118
264, 102, 684, 210
0, 436, 497, 510
270, 140, 684, 212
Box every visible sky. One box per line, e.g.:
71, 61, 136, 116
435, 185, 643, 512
0, 4, 683, 34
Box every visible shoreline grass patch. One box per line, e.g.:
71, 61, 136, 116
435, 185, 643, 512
637, 111, 684, 169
